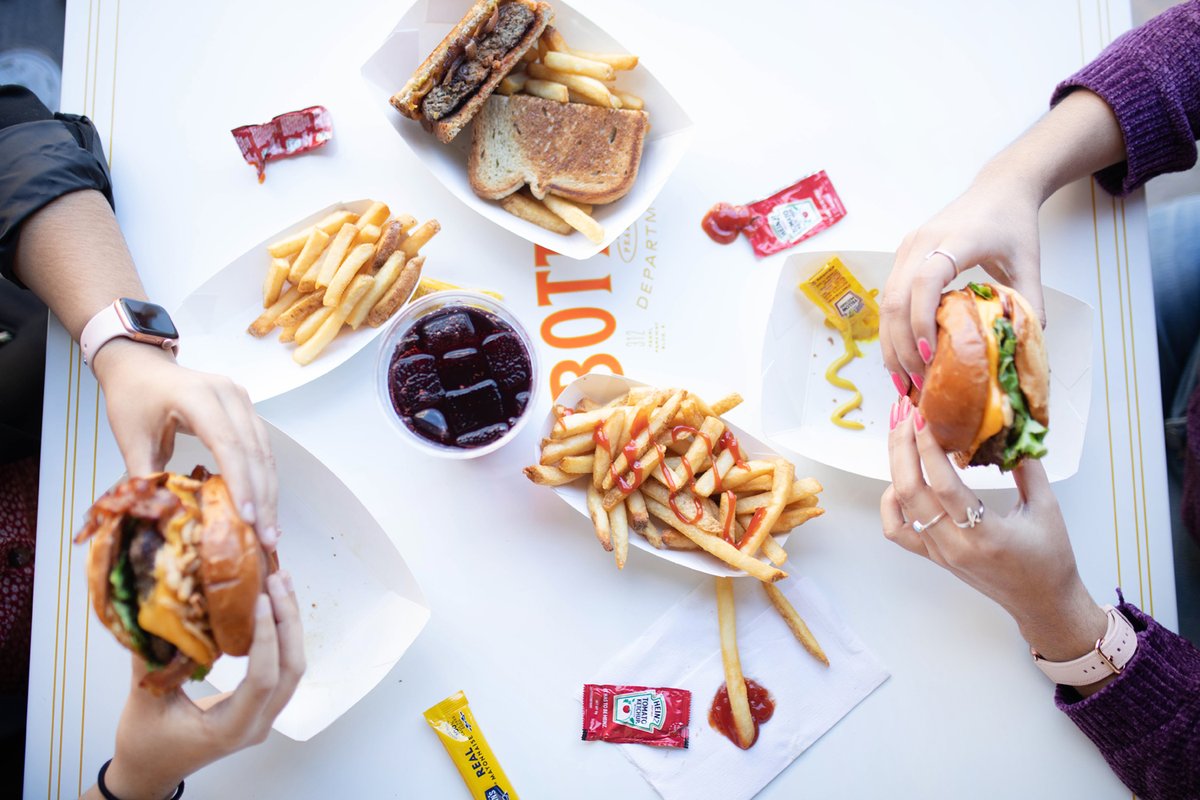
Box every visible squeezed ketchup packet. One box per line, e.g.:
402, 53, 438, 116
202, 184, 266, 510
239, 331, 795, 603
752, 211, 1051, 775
231, 105, 333, 183
582, 684, 691, 748
743, 171, 846, 257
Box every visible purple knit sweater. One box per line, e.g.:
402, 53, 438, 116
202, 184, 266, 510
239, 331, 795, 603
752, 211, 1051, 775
1050, 0, 1200, 196
1043, 5, 1200, 800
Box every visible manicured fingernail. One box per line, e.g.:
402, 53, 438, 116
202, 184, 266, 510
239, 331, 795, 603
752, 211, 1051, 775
890, 372, 907, 396
914, 409, 926, 432
260, 526, 279, 547
889, 402, 899, 430
917, 338, 933, 364
911, 373, 924, 393
241, 502, 256, 524
256, 594, 271, 617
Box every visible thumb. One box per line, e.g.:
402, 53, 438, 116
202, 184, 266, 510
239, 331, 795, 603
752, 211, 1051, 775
1011, 458, 1053, 510
1009, 271, 1047, 329
121, 435, 160, 478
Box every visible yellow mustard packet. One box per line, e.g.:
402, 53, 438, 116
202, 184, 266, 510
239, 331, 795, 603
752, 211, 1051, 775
424, 690, 519, 800
798, 255, 879, 342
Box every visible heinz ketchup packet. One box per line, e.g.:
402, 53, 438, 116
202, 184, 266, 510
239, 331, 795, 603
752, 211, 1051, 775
703, 172, 847, 257
582, 684, 691, 748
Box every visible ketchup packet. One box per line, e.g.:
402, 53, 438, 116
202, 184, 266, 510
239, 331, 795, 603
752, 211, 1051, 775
582, 684, 691, 748
703, 171, 847, 257
231, 105, 333, 183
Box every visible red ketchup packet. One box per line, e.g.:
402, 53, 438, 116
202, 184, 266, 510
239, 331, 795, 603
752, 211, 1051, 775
702, 171, 847, 257
231, 106, 333, 183
582, 684, 691, 748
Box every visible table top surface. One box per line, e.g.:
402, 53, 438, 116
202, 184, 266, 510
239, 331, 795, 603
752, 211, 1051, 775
27, 0, 1175, 797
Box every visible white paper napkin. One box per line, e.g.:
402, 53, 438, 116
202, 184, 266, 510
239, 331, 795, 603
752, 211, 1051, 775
591, 576, 889, 800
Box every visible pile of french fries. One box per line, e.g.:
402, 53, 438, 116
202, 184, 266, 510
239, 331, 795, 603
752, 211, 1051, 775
247, 201, 440, 365
494, 25, 644, 244
524, 386, 824, 579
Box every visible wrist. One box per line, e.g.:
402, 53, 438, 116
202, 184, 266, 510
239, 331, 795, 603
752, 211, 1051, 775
92, 336, 176, 386
102, 755, 184, 800
1013, 581, 1108, 662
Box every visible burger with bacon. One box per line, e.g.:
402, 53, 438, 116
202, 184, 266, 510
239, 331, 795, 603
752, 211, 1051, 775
75, 467, 269, 694
913, 282, 1050, 471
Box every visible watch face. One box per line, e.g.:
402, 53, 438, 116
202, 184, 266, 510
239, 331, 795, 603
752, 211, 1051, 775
119, 299, 178, 339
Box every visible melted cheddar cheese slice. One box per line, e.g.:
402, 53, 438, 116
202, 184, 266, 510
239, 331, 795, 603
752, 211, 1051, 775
966, 297, 1013, 456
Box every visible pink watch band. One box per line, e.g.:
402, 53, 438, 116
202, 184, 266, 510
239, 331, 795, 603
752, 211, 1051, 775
1031, 605, 1137, 686
80, 300, 178, 369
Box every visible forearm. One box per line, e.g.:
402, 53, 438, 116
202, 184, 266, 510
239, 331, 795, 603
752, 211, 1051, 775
13, 188, 147, 340
974, 89, 1126, 205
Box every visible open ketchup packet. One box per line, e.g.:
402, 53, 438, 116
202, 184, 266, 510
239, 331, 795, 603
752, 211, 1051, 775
582, 684, 691, 748
231, 106, 333, 183
702, 171, 847, 257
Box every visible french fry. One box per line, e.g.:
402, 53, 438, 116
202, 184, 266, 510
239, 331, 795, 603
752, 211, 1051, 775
542, 194, 605, 245
392, 214, 418, 235
736, 475, 772, 493
538, 432, 594, 464
710, 392, 744, 416
315, 222, 359, 289
275, 291, 325, 329
591, 409, 625, 488
278, 324, 299, 344
293, 275, 372, 366
347, 250, 404, 330
760, 534, 788, 566
315, 209, 358, 235
356, 201, 390, 230
610, 501, 629, 569
266, 228, 312, 259
667, 416, 724, 489
354, 224, 382, 246
587, 482, 612, 551
324, 243, 375, 308
500, 192, 573, 234
263, 258, 290, 307
641, 517, 665, 549
735, 479, 822, 515
371, 220, 404, 272
295, 305, 334, 346
541, 26, 569, 52
639, 480, 722, 535
367, 255, 424, 327
613, 90, 644, 111
602, 391, 686, 491
543, 50, 614, 81
738, 460, 793, 557
716, 577, 757, 750
645, 498, 785, 582
400, 219, 440, 259
522, 78, 570, 103
497, 72, 529, 95
768, 506, 824, 533
523, 464, 579, 486
521, 46, 538, 62
559, 455, 595, 474
661, 529, 699, 549
413, 276, 503, 301
763, 582, 828, 666
626, 489, 650, 534
248, 286, 303, 337
287, 227, 332, 284
527, 63, 618, 108
569, 49, 639, 70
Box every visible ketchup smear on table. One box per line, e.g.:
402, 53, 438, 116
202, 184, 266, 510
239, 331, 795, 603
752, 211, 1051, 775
709, 678, 775, 749
701, 203, 754, 244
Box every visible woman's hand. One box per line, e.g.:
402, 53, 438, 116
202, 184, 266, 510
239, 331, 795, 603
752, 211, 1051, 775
881, 397, 1108, 666
84, 571, 305, 800
880, 169, 1046, 395
91, 340, 279, 549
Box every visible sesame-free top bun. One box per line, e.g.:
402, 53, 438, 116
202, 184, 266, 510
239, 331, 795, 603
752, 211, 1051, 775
919, 289, 991, 453
198, 475, 267, 657
1000, 284, 1049, 429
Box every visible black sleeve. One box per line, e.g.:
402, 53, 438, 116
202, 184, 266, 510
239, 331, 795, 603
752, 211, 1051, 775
0, 85, 115, 288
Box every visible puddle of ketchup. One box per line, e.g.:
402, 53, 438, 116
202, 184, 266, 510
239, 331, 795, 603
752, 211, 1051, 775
701, 203, 753, 244
708, 678, 775, 749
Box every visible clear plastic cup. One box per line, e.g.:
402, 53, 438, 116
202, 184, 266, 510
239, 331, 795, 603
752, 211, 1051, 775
375, 291, 539, 459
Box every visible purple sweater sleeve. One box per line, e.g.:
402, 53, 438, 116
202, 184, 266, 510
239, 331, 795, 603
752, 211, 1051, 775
1055, 602, 1200, 799
1049, 0, 1200, 196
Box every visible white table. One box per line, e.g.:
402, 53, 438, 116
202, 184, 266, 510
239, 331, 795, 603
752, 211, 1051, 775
27, 0, 1175, 797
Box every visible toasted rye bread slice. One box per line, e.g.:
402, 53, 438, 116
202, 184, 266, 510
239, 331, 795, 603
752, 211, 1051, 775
390, 0, 552, 144
469, 94, 649, 205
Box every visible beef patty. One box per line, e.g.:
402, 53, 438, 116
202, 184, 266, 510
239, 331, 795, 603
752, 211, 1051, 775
421, 2, 535, 121
126, 521, 178, 665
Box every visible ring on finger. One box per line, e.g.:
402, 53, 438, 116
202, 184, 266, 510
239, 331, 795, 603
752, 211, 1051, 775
911, 511, 946, 534
925, 249, 960, 272
953, 500, 986, 529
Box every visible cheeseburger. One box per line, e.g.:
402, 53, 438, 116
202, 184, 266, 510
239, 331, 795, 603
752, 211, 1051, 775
915, 282, 1049, 471
74, 467, 268, 694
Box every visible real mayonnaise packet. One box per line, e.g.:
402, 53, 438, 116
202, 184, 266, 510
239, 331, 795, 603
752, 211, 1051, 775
424, 690, 519, 800
798, 256, 880, 342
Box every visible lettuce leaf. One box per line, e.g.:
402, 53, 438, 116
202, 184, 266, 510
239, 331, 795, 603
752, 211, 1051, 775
994, 317, 1048, 470
968, 282, 994, 300
109, 549, 150, 656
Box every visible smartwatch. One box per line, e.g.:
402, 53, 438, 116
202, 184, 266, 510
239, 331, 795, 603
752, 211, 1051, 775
1031, 605, 1137, 687
80, 298, 179, 369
